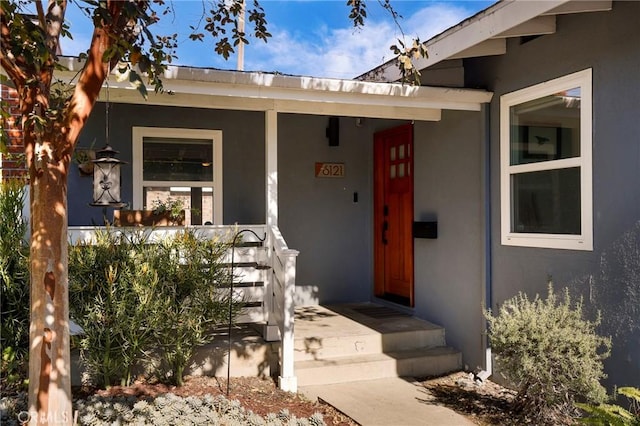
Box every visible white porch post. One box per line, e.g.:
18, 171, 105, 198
278, 249, 299, 393
265, 109, 278, 228
264, 109, 280, 341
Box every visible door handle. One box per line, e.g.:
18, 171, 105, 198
382, 221, 388, 245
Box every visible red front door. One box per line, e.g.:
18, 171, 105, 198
374, 124, 414, 306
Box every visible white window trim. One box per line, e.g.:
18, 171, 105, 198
132, 127, 223, 224
500, 69, 593, 251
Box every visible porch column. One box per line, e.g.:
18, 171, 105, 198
266, 109, 278, 227
264, 109, 280, 341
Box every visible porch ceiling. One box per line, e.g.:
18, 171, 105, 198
55, 56, 493, 122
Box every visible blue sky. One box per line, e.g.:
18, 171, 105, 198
60, 0, 494, 79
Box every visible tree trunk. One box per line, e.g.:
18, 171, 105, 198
27, 140, 73, 425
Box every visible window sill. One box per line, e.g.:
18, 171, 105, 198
501, 233, 593, 251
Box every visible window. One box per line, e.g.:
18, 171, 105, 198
133, 127, 223, 225
500, 69, 592, 250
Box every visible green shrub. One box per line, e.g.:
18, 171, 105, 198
0, 178, 29, 391
578, 387, 640, 425
69, 229, 159, 387
69, 228, 238, 387
147, 230, 235, 385
484, 283, 612, 423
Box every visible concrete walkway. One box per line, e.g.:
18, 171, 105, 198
300, 377, 476, 426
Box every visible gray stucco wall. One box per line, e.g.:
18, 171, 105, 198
411, 111, 486, 371
71, 107, 382, 305
70, 103, 266, 226
278, 114, 378, 305
465, 0, 640, 387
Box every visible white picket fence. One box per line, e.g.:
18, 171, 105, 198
68, 224, 299, 392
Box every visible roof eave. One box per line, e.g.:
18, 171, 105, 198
53, 56, 493, 121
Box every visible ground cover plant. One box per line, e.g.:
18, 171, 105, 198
484, 283, 612, 424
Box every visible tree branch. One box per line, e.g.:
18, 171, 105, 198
0, 7, 27, 87
45, 0, 67, 59
35, 1, 47, 30
64, 0, 127, 149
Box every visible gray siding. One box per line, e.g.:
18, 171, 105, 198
279, 114, 379, 305
70, 103, 265, 226
412, 111, 486, 371
465, 0, 640, 387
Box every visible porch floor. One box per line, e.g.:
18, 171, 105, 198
198, 302, 460, 383
294, 303, 444, 339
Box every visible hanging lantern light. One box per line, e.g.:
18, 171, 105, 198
90, 80, 126, 208
90, 144, 126, 207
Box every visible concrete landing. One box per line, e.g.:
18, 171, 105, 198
300, 377, 475, 426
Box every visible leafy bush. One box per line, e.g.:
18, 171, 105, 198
146, 230, 235, 385
69, 229, 159, 387
1, 393, 327, 426
69, 228, 238, 387
484, 283, 612, 423
578, 386, 640, 425
0, 178, 29, 391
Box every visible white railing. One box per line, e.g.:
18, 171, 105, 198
266, 225, 299, 392
68, 224, 299, 392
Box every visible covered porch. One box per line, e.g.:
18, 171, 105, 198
61, 60, 493, 392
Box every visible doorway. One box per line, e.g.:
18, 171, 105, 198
374, 124, 414, 306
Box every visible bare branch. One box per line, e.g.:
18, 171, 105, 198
35, 1, 47, 29
45, 0, 67, 59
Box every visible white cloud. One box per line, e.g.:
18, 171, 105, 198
57, 2, 481, 80
244, 2, 476, 79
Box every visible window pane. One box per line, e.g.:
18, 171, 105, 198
510, 88, 581, 165
143, 137, 213, 181
144, 186, 214, 226
511, 168, 581, 234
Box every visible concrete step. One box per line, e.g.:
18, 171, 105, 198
294, 304, 448, 362
294, 326, 447, 362
295, 346, 462, 387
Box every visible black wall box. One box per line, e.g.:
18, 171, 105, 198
413, 221, 438, 239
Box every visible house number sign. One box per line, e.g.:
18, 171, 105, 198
315, 162, 345, 178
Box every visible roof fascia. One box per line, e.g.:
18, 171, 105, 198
54, 57, 493, 120
362, 0, 571, 82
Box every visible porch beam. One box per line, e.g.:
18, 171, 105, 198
99, 80, 490, 113
273, 101, 444, 120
